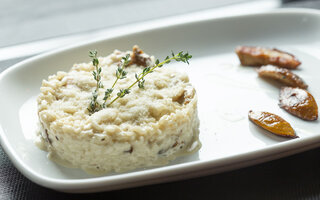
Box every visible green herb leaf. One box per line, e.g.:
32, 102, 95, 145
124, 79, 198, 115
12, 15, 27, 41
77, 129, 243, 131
138, 78, 145, 89
88, 50, 103, 114
117, 89, 130, 98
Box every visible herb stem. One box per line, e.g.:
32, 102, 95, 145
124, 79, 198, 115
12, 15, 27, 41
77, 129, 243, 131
95, 65, 100, 91
106, 56, 177, 107
130, 57, 175, 89
102, 54, 129, 107
102, 77, 118, 107
112, 78, 119, 89
107, 93, 120, 107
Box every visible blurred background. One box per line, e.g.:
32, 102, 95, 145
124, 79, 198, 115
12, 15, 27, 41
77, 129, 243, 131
1, 0, 318, 49
0, 0, 318, 62
1, 0, 268, 47
0, 0, 263, 47
1, 0, 316, 57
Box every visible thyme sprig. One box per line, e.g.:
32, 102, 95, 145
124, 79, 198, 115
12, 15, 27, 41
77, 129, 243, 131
88, 50, 192, 114
88, 50, 103, 114
102, 54, 130, 107
106, 51, 192, 107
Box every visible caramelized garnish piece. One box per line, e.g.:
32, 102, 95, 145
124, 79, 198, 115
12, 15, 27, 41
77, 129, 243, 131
257, 65, 308, 89
235, 46, 301, 69
130, 45, 151, 67
279, 87, 318, 121
248, 110, 297, 138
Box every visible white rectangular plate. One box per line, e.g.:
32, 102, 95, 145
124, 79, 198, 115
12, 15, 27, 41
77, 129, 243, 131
1, 8, 320, 193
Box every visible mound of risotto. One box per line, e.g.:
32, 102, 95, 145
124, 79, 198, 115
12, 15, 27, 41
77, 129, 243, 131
36, 46, 200, 174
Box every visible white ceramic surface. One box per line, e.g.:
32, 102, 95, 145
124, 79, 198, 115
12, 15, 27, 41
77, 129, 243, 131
1, 9, 320, 193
